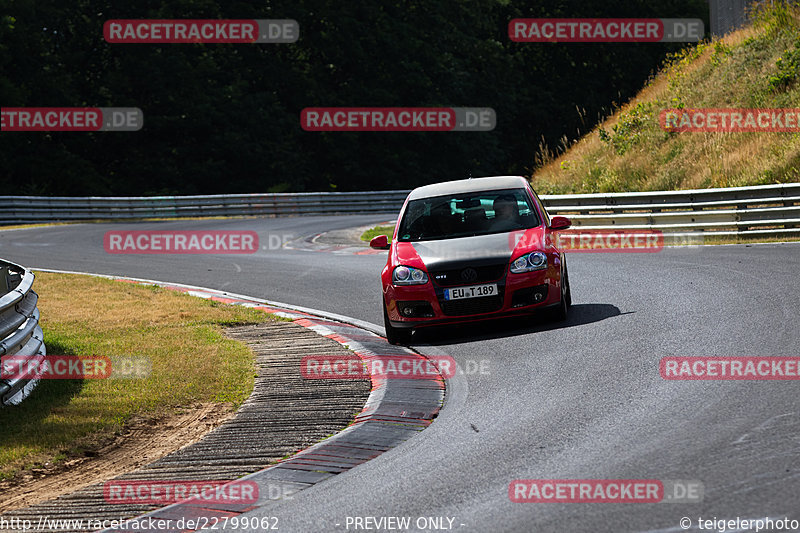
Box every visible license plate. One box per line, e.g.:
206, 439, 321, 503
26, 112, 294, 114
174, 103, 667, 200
444, 284, 498, 300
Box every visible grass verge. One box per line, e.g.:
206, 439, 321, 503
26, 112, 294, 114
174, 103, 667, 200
0, 272, 275, 482
531, 2, 800, 194
360, 225, 394, 243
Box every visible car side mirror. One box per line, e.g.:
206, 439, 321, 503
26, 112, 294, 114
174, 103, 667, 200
369, 235, 390, 250
549, 216, 571, 231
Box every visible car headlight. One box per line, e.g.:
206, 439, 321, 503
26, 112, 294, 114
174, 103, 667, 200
510, 251, 547, 273
392, 265, 429, 285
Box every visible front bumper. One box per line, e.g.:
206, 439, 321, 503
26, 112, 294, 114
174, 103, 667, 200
385, 268, 560, 329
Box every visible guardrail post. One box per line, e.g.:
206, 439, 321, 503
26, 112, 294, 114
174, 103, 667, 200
0, 266, 9, 294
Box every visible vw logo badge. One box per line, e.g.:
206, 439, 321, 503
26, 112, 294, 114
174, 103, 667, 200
461, 268, 478, 282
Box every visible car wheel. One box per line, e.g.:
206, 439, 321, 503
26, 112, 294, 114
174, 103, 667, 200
551, 261, 570, 322
384, 303, 413, 345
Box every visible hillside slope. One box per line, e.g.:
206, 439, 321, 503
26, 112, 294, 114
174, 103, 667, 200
531, 3, 800, 194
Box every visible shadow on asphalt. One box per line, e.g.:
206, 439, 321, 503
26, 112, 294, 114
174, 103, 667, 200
409, 303, 628, 346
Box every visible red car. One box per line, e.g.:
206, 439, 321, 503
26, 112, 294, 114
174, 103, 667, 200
370, 176, 573, 345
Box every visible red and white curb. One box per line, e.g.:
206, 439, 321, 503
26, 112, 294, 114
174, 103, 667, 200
32, 268, 446, 533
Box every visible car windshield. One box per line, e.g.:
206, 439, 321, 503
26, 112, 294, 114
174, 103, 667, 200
397, 188, 540, 242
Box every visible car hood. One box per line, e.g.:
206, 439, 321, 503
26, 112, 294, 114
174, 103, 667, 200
401, 232, 516, 271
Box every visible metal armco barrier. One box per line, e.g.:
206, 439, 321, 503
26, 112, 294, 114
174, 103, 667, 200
0, 191, 412, 223
1, 183, 798, 239
544, 182, 800, 239
0, 259, 46, 406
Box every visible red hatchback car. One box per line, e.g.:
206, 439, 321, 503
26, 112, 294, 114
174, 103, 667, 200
370, 176, 573, 345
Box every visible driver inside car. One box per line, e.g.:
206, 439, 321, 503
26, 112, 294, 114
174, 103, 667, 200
489, 194, 522, 231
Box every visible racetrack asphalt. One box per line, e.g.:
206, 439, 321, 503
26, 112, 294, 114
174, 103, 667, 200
2, 216, 799, 533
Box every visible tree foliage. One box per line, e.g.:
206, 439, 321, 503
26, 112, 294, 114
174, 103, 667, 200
0, 0, 708, 195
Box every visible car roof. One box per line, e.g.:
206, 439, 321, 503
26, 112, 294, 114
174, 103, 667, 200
406, 176, 530, 201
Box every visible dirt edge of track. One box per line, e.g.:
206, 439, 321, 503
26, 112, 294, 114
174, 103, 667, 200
0, 403, 234, 513
0, 321, 370, 530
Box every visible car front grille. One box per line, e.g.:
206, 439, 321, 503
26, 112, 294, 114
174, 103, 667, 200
430, 263, 507, 287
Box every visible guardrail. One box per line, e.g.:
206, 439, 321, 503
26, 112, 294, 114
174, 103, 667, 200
0, 191, 411, 223
1, 182, 799, 238
0, 259, 46, 406
543, 182, 800, 238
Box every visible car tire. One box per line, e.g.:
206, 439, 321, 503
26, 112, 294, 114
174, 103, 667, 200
551, 260, 571, 322
384, 303, 413, 345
